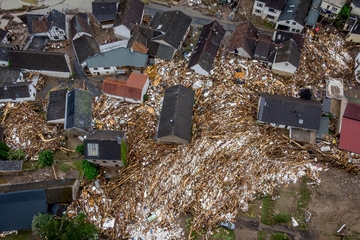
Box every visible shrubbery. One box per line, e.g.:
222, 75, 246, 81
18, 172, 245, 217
38, 150, 54, 167
82, 160, 99, 180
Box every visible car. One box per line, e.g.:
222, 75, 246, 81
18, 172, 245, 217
219, 221, 235, 230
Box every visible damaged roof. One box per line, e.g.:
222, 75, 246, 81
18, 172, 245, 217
65, 89, 92, 132
70, 13, 93, 39
127, 31, 148, 54
32, 20, 51, 33
92, 0, 118, 23
228, 21, 258, 54
113, 0, 144, 28
274, 39, 301, 67
47, 89, 67, 122
47, 9, 66, 30
73, 35, 100, 64
0, 68, 30, 100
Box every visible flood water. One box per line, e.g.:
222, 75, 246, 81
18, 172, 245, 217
0, 0, 92, 12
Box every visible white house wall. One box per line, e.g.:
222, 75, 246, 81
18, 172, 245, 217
0, 60, 7, 67
346, 33, 360, 43
89, 66, 116, 75
236, 47, 252, 59
262, 8, 281, 23
104, 93, 142, 103
252, 0, 266, 17
48, 118, 65, 124
276, 20, 304, 33
350, 3, 360, 17
320, 1, 342, 19
141, 79, 150, 101
22, 69, 70, 78
113, 25, 131, 40
191, 64, 209, 76
272, 62, 297, 75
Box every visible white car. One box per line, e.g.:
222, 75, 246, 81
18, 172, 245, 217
219, 221, 235, 230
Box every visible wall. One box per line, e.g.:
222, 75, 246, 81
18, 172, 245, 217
272, 62, 297, 76
113, 25, 131, 40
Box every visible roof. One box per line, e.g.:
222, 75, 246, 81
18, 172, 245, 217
26, 36, 48, 51
70, 13, 93, 39
0, 43, 18, 61
353, 0, 360, 7
73, 35, 100, 64
8, 50, 70, 73
0, 189, 47, 231
0, 68, 31, 100
274, 39, 301, 67
258, 93, 322, 130
188, 20, 226, 74
65, 89, 92, 132
305, 0, 321, 27
278, 0, 312, 25
32, 20, 51, 33
149, 10, 192, 49
157, 85, 195, 143
0, 160, 22, 172
47, 89, 67, 121
47, 9, 66, 30
92, 0, 118, 23
102, 72, 148, 101
262, 0, 287, 10
253, 35, 274, 60
18, 14, 43, 34
339, 102, 360, 154
113, 0, 144, 28
343, 102, 360, 120
0, 178, 78, 204
127, 31, 148, 54
86, 47, 148, 68
84, 130, 125, 161
273, 30, 305, 48
228, 21, 258, 54
0, 29, 8, 40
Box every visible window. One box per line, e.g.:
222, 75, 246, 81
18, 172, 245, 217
291, 29, 296, 32
94, 67, 98, 70
87, 143, 99, 156
103, 161, 107, 163
255, 9, 261, 13
267, 15, 275, 20
292, 22, 296, 25
332, 7, 337, 12
104, 67, 110, 70
296, 29, 300, 33
286, 20, 290, 24
92, 160, 97, 162
257, 3, 263, 7
268, 8, 276, 13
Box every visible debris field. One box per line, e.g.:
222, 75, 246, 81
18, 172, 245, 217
0, 23, 359, 239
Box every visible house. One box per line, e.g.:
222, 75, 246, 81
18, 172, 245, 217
8, 50, 72, 78
113, 0, 144, 40
187, 20, 226, 76
0, 68, 39, 102
271, 39, 301, 76
72, 35, 101, 67
157, 85, 195, 144
47, 89, 67, 124
228, 21, 276, 65
257, 93, 322, 131
84, 130, 127, 167
319, 0, 346, 20
0, 160, 22, 173
275, 0, 312, 33
92, 0, 119, 29
252, 0, 287, 23
350, 0, 360, 17
0, 178, 79, 205
132, 10, 192, 60
85, 47, 148, 76
127, 32, 148, 54
345, 17, 360, 43
339, 102, 360, 154
70, 13, 93, 40
102, 72, 149, 103
305, 0, 322, 28
272, 30, 305, 48
24, 36, 48, 51
0, 43, 19, 67
46, 9, 67, 41
64, 89, 92, 135
18, 14, 44, 35
0, 189, 47, 231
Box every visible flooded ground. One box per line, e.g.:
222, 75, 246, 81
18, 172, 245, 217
0, 0, 91, 12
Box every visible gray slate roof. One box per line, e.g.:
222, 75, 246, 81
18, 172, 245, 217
92, 0, 118, 23
86, 47, 148, 68
278, 0, 312, 25
114, 0, 144, 28
8, 50, 70, 73
258, 93, 322, 130
305, 0, 321, 27
150, 10, 192, 49
157, 85, 195, 143
0, 43, 18, 62
18, 14, 43, 34
47, 89, 67, 122
274, 39, 301, 67
262, 0, 287, 10
0, 160, 22, 172
70, 13, 93, 39
65, 89, 92, 132
187, 20, 226, 74
73, 35, 100, 64
0, 68, 30, 100
0, 189, 47, 231
47, 9, 66, 30
84, 130, 126, 161
0, 29, 8, 41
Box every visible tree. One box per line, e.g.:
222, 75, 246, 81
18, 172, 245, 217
38, 150, 54, 167
0, 141, 9, 160
8, 149, 26, 160
75, 144, 84, 155
82, 160, 99, 180
32, 212, 99, 240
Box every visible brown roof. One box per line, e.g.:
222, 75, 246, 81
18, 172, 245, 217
102, 72, 148, 101
32, 20, 51, 33
228, 21, 258, 53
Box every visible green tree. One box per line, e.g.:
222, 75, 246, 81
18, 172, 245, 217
0, 141, 10, 160
38, 150, 54, 167
32, 212, 99, 240
82, 160, 99, 180
75, 144, 84, 155
121, 141, 127, 166
8, 149, 26, 160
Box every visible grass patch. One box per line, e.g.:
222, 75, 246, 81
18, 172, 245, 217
72, 159, 84, 178
295, 177, 312, 229
212, 226, 235, 240
185, 218, 204, 240
270, 233, 290, 240
22, 160, 39, 171
274, 212, 291, 224
57, 161, 73, 173
258, 230, 267, 240
261, 196, 275, 225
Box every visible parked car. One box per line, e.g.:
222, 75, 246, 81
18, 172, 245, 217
219, 221, 235, 230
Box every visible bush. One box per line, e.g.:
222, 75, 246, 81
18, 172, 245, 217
274, 212, 291, 224
143, 94, 149, 102
0, 141, 9, 160
8, 149, 26, 160
38, 150, 54, 167
75, 144, 84, 155
32, 212, 98, 240
270, 233, 290, 240
82, 160, 99, 180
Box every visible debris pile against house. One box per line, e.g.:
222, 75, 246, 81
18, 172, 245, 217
67, 27, 360, 239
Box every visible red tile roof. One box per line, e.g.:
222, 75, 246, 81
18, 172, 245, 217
343, 102, 360, 121
339, 102, 360, 154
